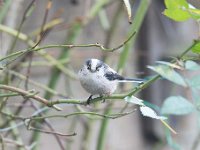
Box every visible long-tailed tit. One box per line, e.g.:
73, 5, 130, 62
78, 58, 144, 104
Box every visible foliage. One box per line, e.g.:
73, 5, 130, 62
163, 0, 200, 21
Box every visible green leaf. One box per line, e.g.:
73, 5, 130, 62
164, 0, 189, 9
161, 96, 195, 115
125, 96, 160, 111
143, 101, 160, 112
163, 9, 191, 21
125, 96, 167, 120
185, 60, 200, 71
125, 96, 178, 134
191, 88, 200, 106
187, 75, 200, 89
148, 65, 187, 87
140, 106, 167, 120
125, 96, 144, 106
156, 61, 182, 69
192, 41, 200, 53
188, 8, 200, 20
164, 0, 200, 21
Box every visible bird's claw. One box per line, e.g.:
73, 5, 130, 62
86, 95, 93, 105
86, 95, 106, 105
100, 95, 105, 103
101, 99, 105, 103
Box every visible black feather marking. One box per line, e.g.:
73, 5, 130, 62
86, 59, 92, 70
104, 72, 124, 81
96, 61, 103, 70
86, 59, 91, 67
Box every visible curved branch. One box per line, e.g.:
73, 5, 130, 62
27, 109, 136, 120
27, 126, 76, 137
0, 84, 61, 111
0, 31, 136, 63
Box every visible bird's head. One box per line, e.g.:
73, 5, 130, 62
85, 58, 104, 73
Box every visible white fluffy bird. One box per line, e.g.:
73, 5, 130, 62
78, 58, 144, 104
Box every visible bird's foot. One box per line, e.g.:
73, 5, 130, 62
86, 95, 93, 105
100, 95, 105, 103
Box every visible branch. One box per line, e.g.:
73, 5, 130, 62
27, 126, 76, 137
0, 24, 77, 80
0, 31, 136, 63
1, 138, 33, 150
27, 109, 136, 121
34, 31, 136, 52
0, 84, 61, 111
7, 70, 68, 98
2, 109, 133, 137
8, 0, 36, 53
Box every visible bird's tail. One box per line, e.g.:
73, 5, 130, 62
118, 77, 144, 83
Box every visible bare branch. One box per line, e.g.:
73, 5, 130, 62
27, 126, 76, 137
27, 109, 136, 121
0, 84, 61, 111
0, 31, 137, 65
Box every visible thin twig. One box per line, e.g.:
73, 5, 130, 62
0, 24, 77, 79
0, 84, 61, 111
8, 70, 68, 98
8, 0, 36, 53
0, 134, 5, 150
32, 0, 52, 48
25, 0, 52, 90
1, 111, 25, 120
0, 31, 137, 64
26, 125, 76, 137
2, 137, 35, 150
0, 122, 24, 132
27, 97, 66, 150
27, 109, 136, 121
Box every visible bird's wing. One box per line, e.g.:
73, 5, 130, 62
104, 71, 144, 83
104, 71, 124, 81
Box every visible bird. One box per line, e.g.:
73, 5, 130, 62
78, 58, 144, 104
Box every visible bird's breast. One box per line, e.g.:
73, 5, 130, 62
79, 73, 117, 95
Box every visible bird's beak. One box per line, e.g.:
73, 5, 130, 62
90, 66, 97, 73
90, 69, 96, 73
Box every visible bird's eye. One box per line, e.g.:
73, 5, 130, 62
87, 65, 91, 70
96, 67, 99, 71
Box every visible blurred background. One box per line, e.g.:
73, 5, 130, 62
0, 0, 200, 150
